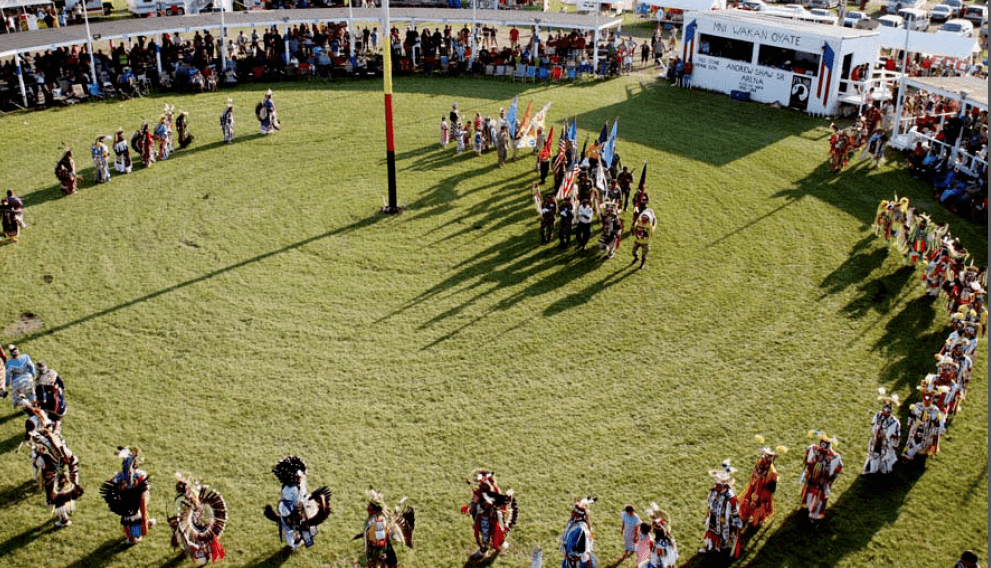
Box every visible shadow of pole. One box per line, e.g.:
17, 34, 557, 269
12, 213, 386, 344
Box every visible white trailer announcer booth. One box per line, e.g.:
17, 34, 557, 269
682, 11, 881, 116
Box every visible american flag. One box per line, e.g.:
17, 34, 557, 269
555, 161, 580, 201
552, 123, 567, 171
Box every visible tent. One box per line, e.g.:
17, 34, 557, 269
877, 26, 980, 60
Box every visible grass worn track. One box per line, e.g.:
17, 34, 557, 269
0, 75, 986, 568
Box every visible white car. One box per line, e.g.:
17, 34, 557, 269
937, 18, 974, 36
842, 10, 867, 26
930, 4, 953, 22
943, 0, 964, 17
807, 7, 838, 23
741, 0, 767, 10
877, 14, 905, 27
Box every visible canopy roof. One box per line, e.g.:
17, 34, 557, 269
905, 75, 988, 111
877, 26, 979, 60
0, 7, 622, 58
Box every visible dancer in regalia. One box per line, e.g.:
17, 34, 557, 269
358, 489, 415, 568
55, 148, 79, 195
176, 111, 194, 150
700, 461, 743, 557
463, 470, 518, 560
154, 116, 171, 161
220, 100, 235, 143
739, 436, 787, 528
33, 360, 66, 432
257, 90, 280, 134
91, 136, 111, 183
113, 128, 132, 174
100, 446, 155, 543
26, 420, 83, 529
902, 387, 947, 460
262, 455, 332, 551
561, 497, 597, 568
644, 504, 679, 568
862, 389, 901, 475
440, 116, 449, 147
630, 209, 656, 270
168, 472, 228, 565
799, 431, 843, 523
4, 344, 36, 411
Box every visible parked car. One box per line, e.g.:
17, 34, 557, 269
807, 7, 838, 23
887, 0, 923, 12
943, 0, 964, 17
877, 14, 905, 27
930, 4, 953, 22
897, 7, 929, 30
740, 0, 767, 10
808, 0, 837, 9
842, 9, 868, 26
937, 17, 975, 36
962, 5, 987, 27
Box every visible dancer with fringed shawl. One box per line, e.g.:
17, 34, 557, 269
463, 470, 518, 560
356, 489, 415, 568
100, 446, 155, 543
263, 455, 332, 551
25, 411, 82, 529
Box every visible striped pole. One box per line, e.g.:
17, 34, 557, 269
382, 0, 399, 212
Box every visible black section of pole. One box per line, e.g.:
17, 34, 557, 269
386, 149, 398, 212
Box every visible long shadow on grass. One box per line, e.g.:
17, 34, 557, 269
0, 520, 53, 559
12, 213, 388, 344
241, 546, 293, 568
62, 538, 131, 568
870, 294, 945, 395
0, 480, 36, 509
0, 410, 23, 426
817, 235, 890, 299
737, 460, 927, 568
0, 432, 23, 454
568, 80, 823, 167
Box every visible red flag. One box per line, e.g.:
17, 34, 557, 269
538, 127, 555, 162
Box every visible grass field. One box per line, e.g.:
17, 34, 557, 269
0, 74, 986, 568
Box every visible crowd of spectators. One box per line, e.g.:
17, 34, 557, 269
900, 90, 988, 222
0, 20, 674, 110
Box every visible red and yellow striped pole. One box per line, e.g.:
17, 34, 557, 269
382, 0, 399, 213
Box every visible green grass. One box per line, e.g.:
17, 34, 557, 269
0, 75, 986, 568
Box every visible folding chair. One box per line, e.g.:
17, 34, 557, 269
71, 83, 89, 101
525, 65, 536, 82
537, 66, 549, 81
512, 63, 526, 82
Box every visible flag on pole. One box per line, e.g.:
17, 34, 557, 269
601, 118, 619, 169
538, 126, 555, 162
507, 95, 518, 140
555, 161, 580, 201
566, 117, 577, 143
552, 122, 568, 171
517, 101, 549, 149
597, 122, 609, 145
638, 161, 647, 193
595, 159, 608, 194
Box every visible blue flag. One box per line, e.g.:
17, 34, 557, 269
507, 95, 518, 140
566, 118, 577, 143
601, 118, 619, 168
597, 122, 609, 145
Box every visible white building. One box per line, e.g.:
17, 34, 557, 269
682, 10, 881, 116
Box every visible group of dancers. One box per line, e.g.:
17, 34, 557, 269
52, 90, 277, 196
828, 103, 893, 171
53, 103, 194, 196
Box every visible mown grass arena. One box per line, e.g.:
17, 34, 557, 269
0, 70, 987, 568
